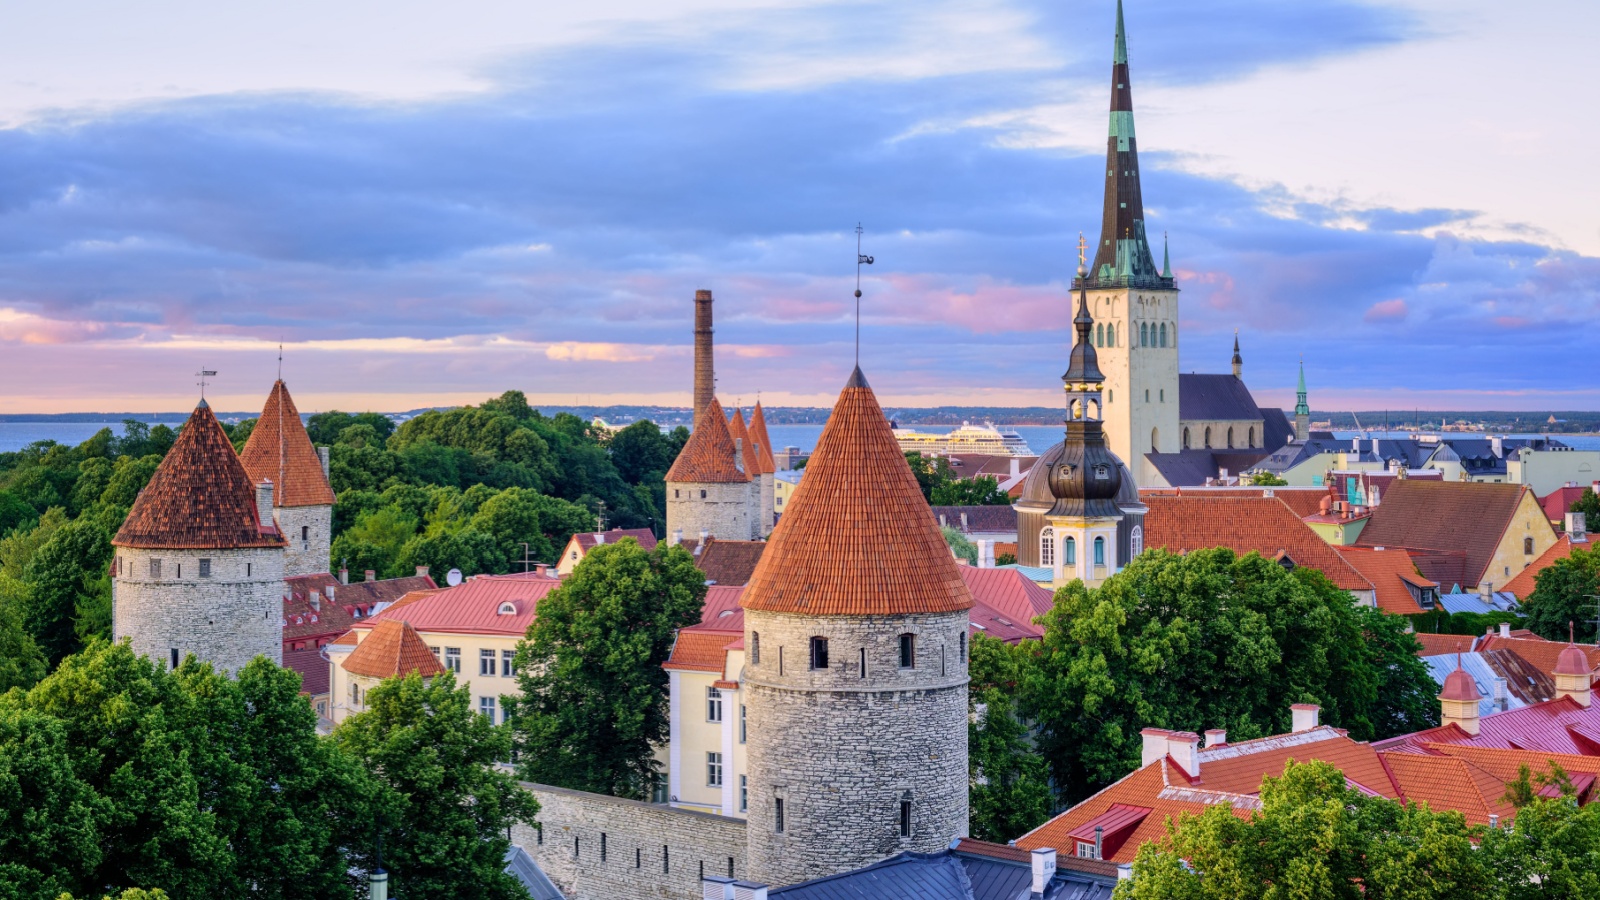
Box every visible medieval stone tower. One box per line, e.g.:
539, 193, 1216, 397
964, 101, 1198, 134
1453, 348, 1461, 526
239, 380, 335, 577
1087, 0, 1180, 487
741, 366, 971, 887
666, 396, 757, 541
112, 399, 286, 674
729, 406, 775, 537
748, 402, 777, 536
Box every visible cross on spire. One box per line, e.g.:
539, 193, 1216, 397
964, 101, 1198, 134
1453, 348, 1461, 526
854, 223, 874, 366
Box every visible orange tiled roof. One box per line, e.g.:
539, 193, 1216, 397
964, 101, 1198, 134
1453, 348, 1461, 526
1414, 633, 1477, 656
664, 630, 740, 672
1503, 535, 1579, 599
666, 397, 750, 484
695, 538, 766, 586
113, 401, 286, 550
239, 380, 336, 508
742, 368, 973, 617
1479, 634, 1600, 676
1381, 751, 1517, 826
1334, 547, 1436, 615
1356, 481, 1534, 587
341, 619, 446, 679
1142, 495, 1373, 592
283, 590, 354, 642
748, 402, 778, 475
727, 408, 763, 478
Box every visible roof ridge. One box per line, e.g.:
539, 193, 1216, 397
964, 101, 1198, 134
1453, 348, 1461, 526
239, 380, 336, 508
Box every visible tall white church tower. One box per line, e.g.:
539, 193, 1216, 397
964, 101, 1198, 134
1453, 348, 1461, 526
1086, 1, 1179, 487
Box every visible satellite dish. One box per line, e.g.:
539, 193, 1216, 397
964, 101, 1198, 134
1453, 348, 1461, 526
446, 568, 464, 587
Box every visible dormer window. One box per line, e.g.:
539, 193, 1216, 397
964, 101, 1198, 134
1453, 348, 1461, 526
498, 601, 518, 616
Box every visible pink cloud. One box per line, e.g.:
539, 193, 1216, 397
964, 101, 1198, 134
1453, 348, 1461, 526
1363, 298, 1408, 323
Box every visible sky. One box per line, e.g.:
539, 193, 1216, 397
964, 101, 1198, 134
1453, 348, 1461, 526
1, 0, 1596, 414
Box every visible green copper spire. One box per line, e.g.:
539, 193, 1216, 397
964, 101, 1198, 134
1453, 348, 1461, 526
1162, 231, 1171, 278
1114, 0, 1128, 65
1295, 360, 1311, 417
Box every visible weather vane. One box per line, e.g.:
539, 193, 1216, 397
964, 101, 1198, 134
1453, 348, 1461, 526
855, 223, 874, 366
1077, 232, 1087, 276
196, 367, 217, 400
277, 343, 284, 380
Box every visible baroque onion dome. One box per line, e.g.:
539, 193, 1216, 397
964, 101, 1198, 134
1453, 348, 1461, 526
114, 400, 286, 550
1042, 248, 1124, 518
239, 380, 336, 508
741, 367, 972, 616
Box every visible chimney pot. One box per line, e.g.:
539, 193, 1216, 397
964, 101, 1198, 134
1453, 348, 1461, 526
255, 480, 275, 530
1165, 732, 1200, 777
1567, 512, 1588, 543
309, 591, 321, 612
534, 563, 549, 577
1140, 728, 1171, 767
318, 445, 330, 481
415, 566, 429, 579
365, 570, 376, 582
671, 529, 683, 547
1030, 848, 1057, 895
339, 567, 349, 585
1204, 728, 1227, 747
1499, 622, 1511, 639
1291, 703, 1320, 732
702, 876, 736, 900
595, 533, 605, 545
960, 512, 969, 531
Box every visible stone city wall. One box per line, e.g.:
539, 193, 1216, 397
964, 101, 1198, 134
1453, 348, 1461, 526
513, 783, 748, 900
112, 545, 285, 674
667, 479, 756, 542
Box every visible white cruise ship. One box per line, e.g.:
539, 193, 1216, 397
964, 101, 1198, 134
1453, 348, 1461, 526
893, 422, 1032, 457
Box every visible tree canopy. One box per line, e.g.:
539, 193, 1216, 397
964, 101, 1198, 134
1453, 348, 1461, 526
1521, 544, 1600, 644
904, 452, 1011, 506
509, 539, 706, 798
967, 635, 1054, 842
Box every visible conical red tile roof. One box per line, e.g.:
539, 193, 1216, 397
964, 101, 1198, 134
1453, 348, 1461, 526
114, 401, 286, 550
727, 408, 763, 478
666, 397, 750, 483
240, 380, 336, 508
341, 619, 446, 679
748, 402, 777, 475
742, 368, 973, 616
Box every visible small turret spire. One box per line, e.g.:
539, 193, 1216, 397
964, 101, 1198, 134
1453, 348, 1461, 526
1294, 357, 1311, 441
1161, 231, 1172, 278
1231, 330, 1242, 379
1114, 0, 1128, 65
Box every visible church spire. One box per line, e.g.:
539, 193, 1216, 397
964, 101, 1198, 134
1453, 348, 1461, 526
1294, 358, 1311, 441
1162, 231, 1172, 278
1231, 330, 1243, 378
1088, 0, 1168, 290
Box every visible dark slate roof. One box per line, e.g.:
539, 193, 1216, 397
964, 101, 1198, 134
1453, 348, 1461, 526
1261, 407, 1294, 453
767, 844, 1115, 900
282, 647, 330, 697
931, 505, 1019, 535
1178, 374, 1263, 422
1145, 450, 1272, 487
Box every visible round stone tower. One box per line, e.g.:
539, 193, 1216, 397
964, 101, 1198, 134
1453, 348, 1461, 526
748, 402, 778, 537
742, 366, 972, 888
666, 396, 756, 542
239, 379, 336, 577
112, 399, 287, 675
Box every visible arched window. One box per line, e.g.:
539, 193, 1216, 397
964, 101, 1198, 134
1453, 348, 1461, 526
1524, 537, 1535, 555
1107, 324, 1115, 346
1096, 323, 1104, 347
1182, 427, 1191, 449
1248, 426, 1256, 448
1094, 536, 1106, 566
1159, 323, 1167, 347
809, 636, 829, 670
751, 632, 760, 665
1204, 427, 1212, 448
1151, 428, 1159, 452
1040, 527, 1055, 566
1140, 323, 1149, 347
1130, 525, 1143, 557
959, 632, 966, 662
1064, 536, 1076, 565
899, 634, 916, 669
1227, 427, 1235, 449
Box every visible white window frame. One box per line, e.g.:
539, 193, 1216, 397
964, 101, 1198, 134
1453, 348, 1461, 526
445, 647, 461, 673
707, 751, 723, 787
480, 649, 497, 676
707, 687, 723, 723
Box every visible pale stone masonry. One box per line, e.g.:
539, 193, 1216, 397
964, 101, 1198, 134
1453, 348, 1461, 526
275, 503, 332, 578
514, 783, 748, 900
742, 609, 971, 887
112, 545, 285, 673
667, 479, 758, 542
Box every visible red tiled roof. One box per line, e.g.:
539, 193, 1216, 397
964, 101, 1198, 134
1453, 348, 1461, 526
1141, 495, 1373, 592
238, 380, 336, 508
282, 646, 332, 696
1066, 804, 1150, 859
1334, 547, 1436, 615
113, 401, 286, 550
283, 590, 354, 642
342, 619, 446, 679
727, 409, 763, 478
1539, 486, 1592, 525
354, 572, 559, 636
574, 529, 658, 552
1379, 694, 1600, 756
1415, 633, 1477, 657
748, 403, 778, 476
664, 630, 740, 672
666, 397, 750, 484
742, 369, 973, 617
1503, 536, 1580, 599
1356, 481, 1534, 587
695, 538, 766, 586
1479, 634, 1600, 677
1381, 752, 1517, 826
1422, 742, 1600, 784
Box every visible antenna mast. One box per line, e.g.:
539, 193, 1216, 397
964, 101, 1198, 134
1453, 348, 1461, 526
854, 224, 874, 366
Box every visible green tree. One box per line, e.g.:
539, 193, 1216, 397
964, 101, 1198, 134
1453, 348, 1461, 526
1522, 545, 1600, 643
1570, 487, 1600, 523
1480, 795, 1600, 899
225, 418, 256, 451
330, 506, 419, 579
607, 419, 677, 484
1246, 471, 1288, 486
22, 518, 113, 664
509, 540, 705, 797
1116, 760, 1488, 900
0, 597, 47, 691
1025, 549, 1437, 803
333, 671, 537, 900
307, 411, 395, 447
0, 699, 101, 900
942, 526, 978, 564
931, 474, 1011, 506
967, 635, 1053, 842
97, 455, 161, 510
0, 490, 37, 536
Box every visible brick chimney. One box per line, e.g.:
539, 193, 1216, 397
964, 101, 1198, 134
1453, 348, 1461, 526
415, 566, 429, 579
1204, 728, 1227, 747
255, 479, 275, 530
1291, 703, 1320, 732
365, 570, 376, 582
1166, 732, 1200, 777
339, 566, 349, 585
1140, 728, 1171, 767
309, 591, 321, 612
693, 290, 715, 422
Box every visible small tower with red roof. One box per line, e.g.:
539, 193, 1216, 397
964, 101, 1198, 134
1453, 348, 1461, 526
742, 366, 972, 886
666, 397, 758, 543
748, 402, 778, 536
112, 398, 287, 675
239, 379, 336, 577
1553, 625, 1592, 708
1438, 656, 1482, 735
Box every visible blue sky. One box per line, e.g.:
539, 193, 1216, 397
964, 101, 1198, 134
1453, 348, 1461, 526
1, 0, 1596, 413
